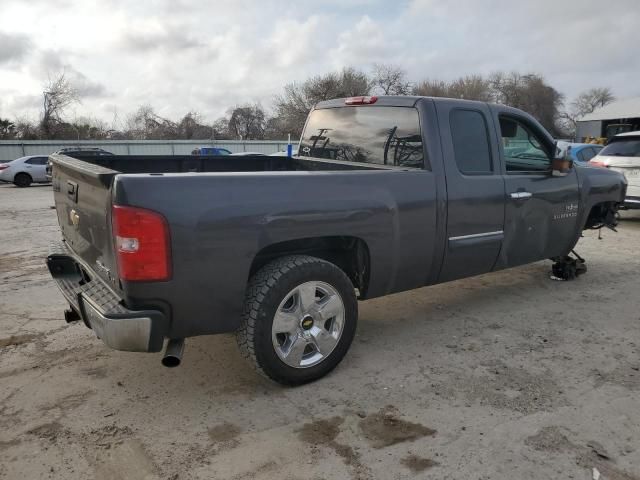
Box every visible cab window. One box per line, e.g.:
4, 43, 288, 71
450, 109, 492, 174
499, 117, 550, 173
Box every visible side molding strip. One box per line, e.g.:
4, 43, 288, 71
449, 230, 504, 241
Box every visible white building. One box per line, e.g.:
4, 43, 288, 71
576, 97, 640, 141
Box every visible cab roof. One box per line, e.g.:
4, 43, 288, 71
314, 95, 488, 109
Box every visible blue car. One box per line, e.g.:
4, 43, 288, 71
191, 147, 232, 155
566, 143, 604, 165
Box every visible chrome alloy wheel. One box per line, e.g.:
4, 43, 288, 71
271, 281, 345, 368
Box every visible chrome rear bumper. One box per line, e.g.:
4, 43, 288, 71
46, 240, 166, 352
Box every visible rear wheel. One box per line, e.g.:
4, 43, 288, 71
14, 173, 32, 188
237, 255, 357, 385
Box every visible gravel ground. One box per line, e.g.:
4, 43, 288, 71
1, 182, 639, 480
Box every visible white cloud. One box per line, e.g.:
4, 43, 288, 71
329, 16, 399, 68
0, 32, 32, 64
0, 0, 639, 123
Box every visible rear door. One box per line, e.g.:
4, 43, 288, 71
495, 112, 580, 267
435, 102, 505, 282
25, 157, 48, 181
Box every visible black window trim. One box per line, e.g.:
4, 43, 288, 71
499, 114, 553, 176
449, 107, 494, 176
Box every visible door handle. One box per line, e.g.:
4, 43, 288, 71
510, 191, 532, 199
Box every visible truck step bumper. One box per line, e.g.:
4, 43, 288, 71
46, 241, 166, 352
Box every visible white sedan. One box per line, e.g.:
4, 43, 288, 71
590, 131, 640, 209
0, 155, 50, 187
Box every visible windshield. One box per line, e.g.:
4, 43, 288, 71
299, 106, 424, 168
600, 137, 640, 157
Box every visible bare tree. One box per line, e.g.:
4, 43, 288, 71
573, 87, 615, 117
68, 116, 109, 140
371, 64, 411, 95
227, 104, 266, 140
412, 79, 450, 97
177, 111, 212, 139
274, 67, 371, 137
559, 87, 616, 136
13, 116, 39, 140
0, 118, 16, 139
489, 72, 564, 135
413, 75, 490, 101
447, 75, 491, 101
211, 117, 232, 140
41, 71, 80, 139
124, 105, 179, 139
413, 71, 563, 134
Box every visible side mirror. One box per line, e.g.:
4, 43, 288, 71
551, 143, 573, 177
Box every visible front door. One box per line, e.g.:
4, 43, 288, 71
494, 113, 581, 268
436, 102, 506, 282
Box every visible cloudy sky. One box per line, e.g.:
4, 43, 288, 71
1, 0, 639, 124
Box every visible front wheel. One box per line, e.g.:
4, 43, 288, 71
237, 255, 358, 385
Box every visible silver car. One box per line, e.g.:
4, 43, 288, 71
591, 131, 640, 209
0, 155, 50, 187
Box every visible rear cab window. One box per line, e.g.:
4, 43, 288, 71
299, 106, 424, 168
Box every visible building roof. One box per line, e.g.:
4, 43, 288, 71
580, 97, 640, 122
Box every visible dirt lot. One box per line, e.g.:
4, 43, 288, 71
1, 182, 639, 480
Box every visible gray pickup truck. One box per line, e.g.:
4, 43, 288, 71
46, 95, 626, 385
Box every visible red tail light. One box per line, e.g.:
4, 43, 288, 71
589, 159, 609, 168
0, 164, 9, 170
345, 96, 378, 105
112, 205, 171, 281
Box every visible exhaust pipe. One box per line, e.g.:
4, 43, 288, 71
162, 338, 185, 368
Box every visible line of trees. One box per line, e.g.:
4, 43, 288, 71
0, 66, 616, 142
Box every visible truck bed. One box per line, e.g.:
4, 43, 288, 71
49, 151, 437, 345
66, 153, 388, 176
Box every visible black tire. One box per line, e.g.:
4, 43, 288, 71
14, 173, 32, 188
237, 255, 358, 385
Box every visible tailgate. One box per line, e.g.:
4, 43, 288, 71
50, 154, 121, 290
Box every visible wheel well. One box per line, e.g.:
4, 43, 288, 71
249, 236, 370, 296
583, 201, 618, 230
15, 172, 32, 179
